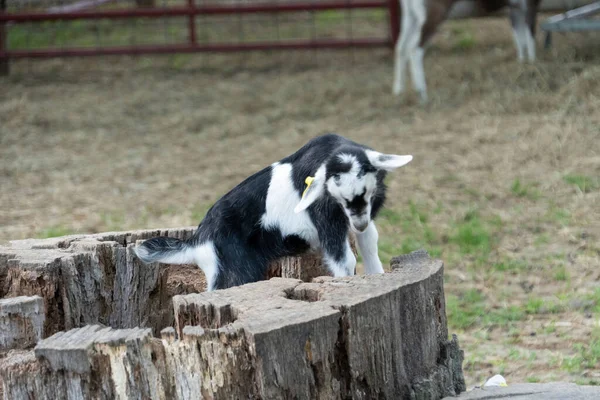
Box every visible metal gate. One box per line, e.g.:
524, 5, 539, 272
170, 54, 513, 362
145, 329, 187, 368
0, 0, 400, 73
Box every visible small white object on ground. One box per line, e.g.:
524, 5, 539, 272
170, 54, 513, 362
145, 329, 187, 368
484, 375, 508, 387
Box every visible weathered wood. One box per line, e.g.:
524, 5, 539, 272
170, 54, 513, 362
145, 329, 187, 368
171, 250, 465, 399
1, 227, 353, 342
1, 228, 200, 338
2, 249, 66, 337
0, 296, 45, 353
0, 250, 464, 399
1, 325, 169, 400
0, 250, 465, 400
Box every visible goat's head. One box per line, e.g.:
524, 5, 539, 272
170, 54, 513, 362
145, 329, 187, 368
294, 147, 412, 233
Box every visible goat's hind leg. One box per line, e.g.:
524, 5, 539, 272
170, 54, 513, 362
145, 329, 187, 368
509, 0, 535, 62
405, 0, 428, 104
393, 0, 414, 96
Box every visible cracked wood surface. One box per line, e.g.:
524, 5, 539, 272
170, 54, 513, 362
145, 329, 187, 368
1, 249, 466, 399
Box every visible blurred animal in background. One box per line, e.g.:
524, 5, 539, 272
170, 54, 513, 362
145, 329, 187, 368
393, 0, 542, 103
134, 134, 413, 291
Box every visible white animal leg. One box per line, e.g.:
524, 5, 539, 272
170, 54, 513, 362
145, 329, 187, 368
526, 28, 536, 61
405, 0, 428, 103
192, 242, 219, 291
511, 25, 526, 62
409, 46, 427, 104
510, 0, 528, 62
356, 222, 384, 274
324, 239, 357, 277
393, 0, 414, 96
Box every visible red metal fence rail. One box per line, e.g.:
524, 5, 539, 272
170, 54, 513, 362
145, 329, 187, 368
0, 0, 398, 74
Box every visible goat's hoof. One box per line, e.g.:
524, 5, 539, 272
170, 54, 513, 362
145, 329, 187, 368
418, 93, 428, 105
392, 86, 404, 96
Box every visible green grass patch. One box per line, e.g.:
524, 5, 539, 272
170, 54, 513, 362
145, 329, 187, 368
526, 297, 544, 314
587, 288, 600, 314
562, 331, 600, 373
446, 289, 525, 330
510, 179, 541, 200
534, 234, 550, 246
449, 211, 491, 256
493, 259, 528, 273
377, 201, 443, 262
446, 289, 485, 330
508, 347, 522, 360
553, 265, 569, 282
563, 174, 599, 193
527, 296, 566, 315
526, 376, 541, 383
544, 206, 571, 226
575, 378, 600, 386
543, 321, 557, 334
36, 226, 76, 239
453, 31, 476, 51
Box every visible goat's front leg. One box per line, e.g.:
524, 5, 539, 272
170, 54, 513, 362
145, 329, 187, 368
356, 221, 384, 274
322, 236, 356, 277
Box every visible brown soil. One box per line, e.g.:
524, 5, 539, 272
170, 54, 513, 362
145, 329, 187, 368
164, 264, 207, 295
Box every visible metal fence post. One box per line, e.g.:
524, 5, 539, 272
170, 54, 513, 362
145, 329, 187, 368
188, 0, 196, 46
387, 0, 399, 47
0, 0, 8, 75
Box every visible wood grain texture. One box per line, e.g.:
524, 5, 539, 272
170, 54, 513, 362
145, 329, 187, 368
1, 228, 353, 339
1, 250, 465, 400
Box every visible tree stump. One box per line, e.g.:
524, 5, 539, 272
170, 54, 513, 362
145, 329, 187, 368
0, 249, 466, 400
0, 296, 45, 353
0, 228, 353, 339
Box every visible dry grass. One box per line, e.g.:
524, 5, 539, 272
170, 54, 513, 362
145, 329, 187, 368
1, 16, 599, 388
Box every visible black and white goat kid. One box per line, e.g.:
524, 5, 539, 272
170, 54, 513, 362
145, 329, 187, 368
134, 134, 413, 291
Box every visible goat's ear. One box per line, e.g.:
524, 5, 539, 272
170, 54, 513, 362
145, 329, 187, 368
366, 150, 413, 172
294, 175, 326, 214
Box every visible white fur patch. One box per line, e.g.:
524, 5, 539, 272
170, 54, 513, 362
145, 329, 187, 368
510, 0, 536, 62
192, 241, 219, 291
409, 46, 427, 103
365, 150, 413, 171
327, 169, 377, 201
134, 243, 196, 265
262, 163, 320, 248
327, 167, 377, 233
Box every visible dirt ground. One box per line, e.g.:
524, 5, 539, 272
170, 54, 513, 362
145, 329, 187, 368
1, 15, 599, 388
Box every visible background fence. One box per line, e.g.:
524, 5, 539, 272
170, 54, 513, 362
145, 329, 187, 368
0, 0, 594, 74
0, 0, 398, 75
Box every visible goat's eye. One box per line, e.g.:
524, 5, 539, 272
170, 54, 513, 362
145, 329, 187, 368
334, 174, 341, 185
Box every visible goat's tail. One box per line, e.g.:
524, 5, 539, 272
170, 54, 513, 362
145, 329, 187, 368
134, 236, 196, 265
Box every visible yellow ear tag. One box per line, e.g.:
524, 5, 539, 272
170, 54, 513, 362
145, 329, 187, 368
302, 176, 315, 199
